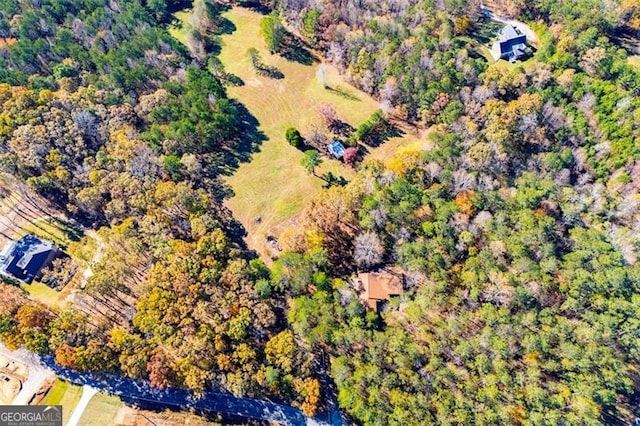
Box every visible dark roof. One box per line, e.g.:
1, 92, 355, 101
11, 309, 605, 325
497, 25, 527, 59
0, 235, 60, 283
328, 141, 346, 159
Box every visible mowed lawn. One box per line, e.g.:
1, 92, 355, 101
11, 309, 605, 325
218, 7, 419, 258
12, 217, 80, 251
78, 392, 123, 426
41, 379, 83, 425
41, 380, 123, 426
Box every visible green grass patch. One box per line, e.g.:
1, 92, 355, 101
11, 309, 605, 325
41, 380, 83, 425
216, 7, 418, 259
460, 35, 495, 63
476, 44, 495, 63
486, 55, 542, 74
629, 55, 640, 68
168, 10, 191, 47
21, 281, 63, 307
12, 218, 82, 251
78, 392, 123, 426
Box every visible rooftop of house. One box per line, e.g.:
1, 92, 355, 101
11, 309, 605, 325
0, 234, 60, 284
498, 25, 525, 42
328, 141, 346, 159
358, 271, 404, 312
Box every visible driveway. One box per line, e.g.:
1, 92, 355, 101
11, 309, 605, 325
66, 385, 98, 426
482, 8, 539, 44
0, 343, 54, 405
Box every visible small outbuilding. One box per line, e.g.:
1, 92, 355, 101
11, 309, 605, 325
328, 141, 346, 159
0, 234, 61, 284
357, 271, 404, 312
492, 25, 528, 62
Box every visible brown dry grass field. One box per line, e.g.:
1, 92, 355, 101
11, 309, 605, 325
216, 7, 424, 259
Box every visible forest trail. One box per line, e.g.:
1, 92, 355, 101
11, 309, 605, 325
78, 229, 105, 288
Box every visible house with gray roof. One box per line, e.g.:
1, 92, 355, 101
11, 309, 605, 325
491, 25, 528, 62
0, 234, 61, 283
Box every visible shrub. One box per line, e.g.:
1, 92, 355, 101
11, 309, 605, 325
286, 127, 303, 148
343, 146, 359, 166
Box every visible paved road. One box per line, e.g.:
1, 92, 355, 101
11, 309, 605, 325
0, 343, 330, 425
39, 357, 314, 426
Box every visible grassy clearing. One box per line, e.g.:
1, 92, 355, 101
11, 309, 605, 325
12, 218, 81, 250
460, 35, 495, 63
486, 55, 542, 74
476, 44, 495, 63
216, 7, 419, 259
21, 281, 64, 307
629, 55, 640, 68
168, 10, 191, 46
41, 379, 82, 425
78, 392, 123, 426
470, 18, 544, 67
368, 126, 431, 163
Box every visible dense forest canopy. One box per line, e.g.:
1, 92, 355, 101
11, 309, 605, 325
0, 0, 639, 424
0, 0, 321, 415
274, 0, 640, 423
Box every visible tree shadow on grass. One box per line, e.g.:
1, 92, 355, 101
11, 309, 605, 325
361, 122, 404, 148
236, 1, 270, 15
207, 3, 236, 36
329, 120, 354, 137
221, 72, 244, 87
215, 100, 267, 178
256, 65, 284, 79
469, 17, 503, 45
281, 34, 318, 66
205, 100, 270, 251
248, 48, 285, 79
281, 44, 316, 66
10, 189, 85, 245
325, 85, 361, 101
206, 41, 222, 56
213, 17, 236, 36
